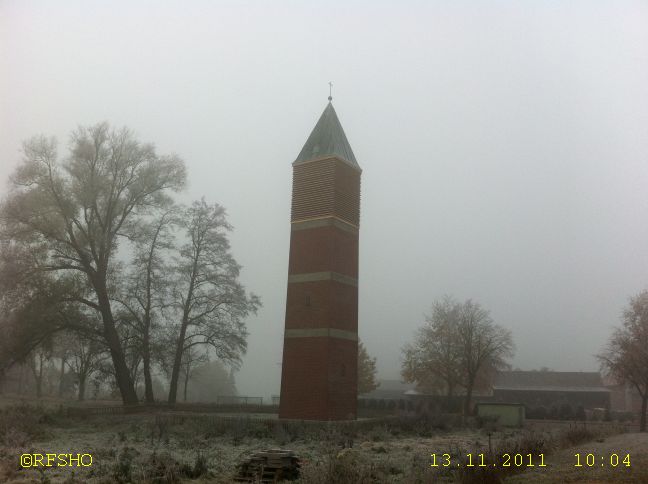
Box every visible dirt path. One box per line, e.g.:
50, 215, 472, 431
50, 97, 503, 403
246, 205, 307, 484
505, 432, 648, 483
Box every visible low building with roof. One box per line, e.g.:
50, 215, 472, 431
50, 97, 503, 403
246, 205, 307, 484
359, 379, 416, 400
602, 376, 644, 415
492, 370, 611, 414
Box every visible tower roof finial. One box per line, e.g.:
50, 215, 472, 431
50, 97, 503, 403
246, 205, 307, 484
328, 81, 333, 102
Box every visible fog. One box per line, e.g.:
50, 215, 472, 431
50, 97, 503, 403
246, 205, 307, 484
1, 0, 647, 400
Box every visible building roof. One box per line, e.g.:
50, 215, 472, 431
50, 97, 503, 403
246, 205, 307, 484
359, 379, 416, 399
376, 379, 416, 392
295, 102, 359, 167
494, 370, 610, 393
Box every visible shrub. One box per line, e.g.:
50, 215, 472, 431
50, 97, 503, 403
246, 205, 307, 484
614, 411, 634, 422
112, 447, 135, 484
527, 406, 547, 420
138, 451, 184, 484
300, 446, 378, 484
190, 453, 209, 478
477, 414, 501, 432
561, 424, 597, 447
62, 471, 85, 484
0, 403, 49, 447
381, 414, 455, 437
458, 431, 547, 483
368, 426, 389, 442
458, 465, 504, 484
149, 416, 169, 444
549, 405, 559, 419
575, 406, 586, 421
559, 404, 573, 420
273, 423, 290, 445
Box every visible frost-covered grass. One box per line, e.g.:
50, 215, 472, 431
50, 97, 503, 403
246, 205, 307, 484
504, 432, 648, 484
0, 404, 630, 483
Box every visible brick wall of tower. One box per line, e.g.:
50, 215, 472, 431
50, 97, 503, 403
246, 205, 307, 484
327, 338, 358, 419
279, 156, 361, 421
279, 338, 331, 419
288, 225, 358, 278
279, 337, 358, 420
284, 280, 357, 332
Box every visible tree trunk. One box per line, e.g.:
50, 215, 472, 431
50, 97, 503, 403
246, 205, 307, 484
78, 374, 86, 401
168, 257, 198, 405
142, 351, 154, 403
96, 283, 139, 405
142, 222, 160, 405
464, 378, 474, 417
18, 364, 24, 395
640, 395, 647, 432
142, 323, 154, 404
36, 364, 43, 399
167, 323, 188, 404
183, 374, 189, 402
32, 353, 44, 399
58, 356, 66, 398
445, 382, 455, 412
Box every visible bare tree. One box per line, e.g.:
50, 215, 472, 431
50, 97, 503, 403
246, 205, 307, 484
116, 319, 145, 396
357, 340, 379, 395
121, 209, 177, 403
182, 359, 238, 402
402, 297, 514, 415
114, 209, 177, 402
0, 123, 186, 404
52, 333, 75, 398
166, 199, 260, 404
67, 333, 107, 401
180, 345, 209, 402
598, 290, 648, 432
28, 344, 53, 399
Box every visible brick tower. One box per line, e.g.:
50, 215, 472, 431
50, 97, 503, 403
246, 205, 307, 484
279, 99, 361, 420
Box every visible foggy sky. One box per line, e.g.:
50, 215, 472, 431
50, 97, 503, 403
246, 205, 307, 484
2, 0, 648, 400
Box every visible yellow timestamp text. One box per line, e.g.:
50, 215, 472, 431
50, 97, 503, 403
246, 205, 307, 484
574, 453, 630, 468
431, 453, 547, 468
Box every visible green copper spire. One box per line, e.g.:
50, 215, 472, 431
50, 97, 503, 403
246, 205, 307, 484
295, 101, 359, 167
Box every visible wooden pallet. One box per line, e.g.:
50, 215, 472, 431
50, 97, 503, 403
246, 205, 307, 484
235, 449, 301, 482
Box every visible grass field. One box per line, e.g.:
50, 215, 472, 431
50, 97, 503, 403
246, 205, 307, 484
0, 399, 642, 483
504, 432, 648, 483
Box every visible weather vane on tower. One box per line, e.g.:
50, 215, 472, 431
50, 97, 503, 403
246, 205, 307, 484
328, 82, 333, 101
